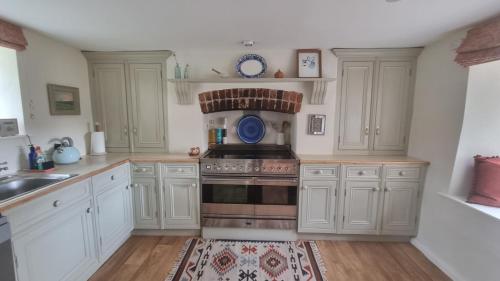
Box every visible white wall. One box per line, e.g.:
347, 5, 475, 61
0, 47, 24, 133
0, 29, 92, 173
409, 29, 500, 281
166, 49, 337, 154
449, 60, 500, 196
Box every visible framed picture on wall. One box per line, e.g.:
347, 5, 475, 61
297, 49, 322, 78
47, 84, 81, 115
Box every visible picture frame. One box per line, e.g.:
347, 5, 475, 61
297, 49, 322, 78
47, 84, 81, 115
308, 114, 326, 135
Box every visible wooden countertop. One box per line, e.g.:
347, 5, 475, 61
298, 154, 429, 165
0, 153, 199, 213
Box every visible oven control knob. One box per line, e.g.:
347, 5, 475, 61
277, 166, 282, 171
206, 165, 211, 170
232, 166, 237, 170
254, 167, 260, 172
216, 167, 221, 171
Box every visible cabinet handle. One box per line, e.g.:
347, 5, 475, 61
399, 171, 405, 176
111, 175, 115, 181
376, 127, 381, 135
364, 127, 369, 135
133, 127, 138, 135
358, 171, 366, 176
191, 183, 196, 187
384, 187, 390, 192
177, 168, 184, 173
53, 200, 62, 207
372, 187, 380, 192
86, 207, 93, 214
141, 168, 147, 172
123, 128, 128, 135
303, 185, 309, 190
126, 185, 129, 190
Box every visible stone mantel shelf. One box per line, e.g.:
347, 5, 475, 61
167, 78, 336, 105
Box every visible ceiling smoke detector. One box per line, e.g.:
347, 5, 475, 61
241, 40, 255, 47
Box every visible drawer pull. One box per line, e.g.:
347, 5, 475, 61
358, 171, 366, 176
126, 185, 129, 190
372, 187, 380, 192
53, 200, 62, 207
245, 221, 252, 226
177, 168, 184, 173
384, 187, 390, 192
111, 175, 115, 181
303, 185, 309, 190
191, 183, 196, 187
399, 171, 405, 176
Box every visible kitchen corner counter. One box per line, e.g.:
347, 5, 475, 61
0, 153, 199, 213
297, 154, 430, 165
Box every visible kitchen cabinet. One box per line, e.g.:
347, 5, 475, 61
92, 163, 133, 262
161, 164, 200, 229
340, 180, 381, 234
333, 48, 422, 155
92, 63, 129, 150
7, 179, 98, 281
84, 51, 171, 153
298, 180, 337, 233
381, 181, 419, 235
129, 63, 166, 150
131, 163, 160, 229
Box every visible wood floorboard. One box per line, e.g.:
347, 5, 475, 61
89, 236, 451, 281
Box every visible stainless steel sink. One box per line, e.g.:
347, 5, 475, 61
0, 173, 78, 203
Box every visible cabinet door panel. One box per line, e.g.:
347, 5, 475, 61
129, 63, 165, 150
163, 178, 199, 229
95, 182, 132, 260
299, 180, 337, 233
341, 181, 380, 234
381, 181, 419, 235
13, 201, 97, 281
374, 61, 412, 151
93, 64, 129, 148
338, 61, 374, 150
132, 177, 160, 229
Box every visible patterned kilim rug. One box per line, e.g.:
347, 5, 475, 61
166, 238, 327, 281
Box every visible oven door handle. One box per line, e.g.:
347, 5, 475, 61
201, 177, 255, 185
254, 178, 298, 186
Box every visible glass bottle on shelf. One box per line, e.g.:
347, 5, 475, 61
174, 63, 182, 79
183, 64, 190, 79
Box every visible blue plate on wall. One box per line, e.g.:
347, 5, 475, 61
237, 115, 266, 144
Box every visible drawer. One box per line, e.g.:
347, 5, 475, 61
385, 166, 421, 180
302, 165, 339, 178
6, 179, 92, 235
165, 164, 198, 178
131, 163, 156, 177
345, 165, 381, 179
92, 163, 130, 194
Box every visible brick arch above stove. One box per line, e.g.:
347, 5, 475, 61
198, 88, 303, 114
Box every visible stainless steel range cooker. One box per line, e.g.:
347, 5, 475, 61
200, 144, 299, 229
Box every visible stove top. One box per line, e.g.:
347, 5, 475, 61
200, 144, 298, 176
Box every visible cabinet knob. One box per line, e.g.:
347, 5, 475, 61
399, 171, 405, 176
177, 168, 184, 173
53, 200, 62, 207
141, 168, 147, 172
372, 187, 380, 192
364, 127, 369, 135
376, 127, 381, 135
303, 185, 309, 190
126, 185, 129, 190
384, 187, 390, 192
111, 175, 115, 181
191, 183, 196, 187
133, 127, 138, 135
358, 171, 366, 176
86, 207, 92, 214
123, 128, 128, 135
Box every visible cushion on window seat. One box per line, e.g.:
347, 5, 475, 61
467, 155, 500, 207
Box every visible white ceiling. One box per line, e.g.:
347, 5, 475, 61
1, 0, 499, 51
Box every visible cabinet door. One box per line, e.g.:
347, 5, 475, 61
298, 180, 337, 233
129, 63, 166, 150
373, 61, 412, 151
381, 181, 419, 235
93, 64, 129, 149
341, 181, 381, 234
132, 177, 160, 229
95, 183, 133, 261
13, 200, 98, 281
163, 178, 199, 229
338, 61, 374, 151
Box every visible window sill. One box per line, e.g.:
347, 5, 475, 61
439, 192, 500, 221
0, 135, 27, 140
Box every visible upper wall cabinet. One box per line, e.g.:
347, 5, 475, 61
332, 48, 422, 155
84, 51, 171, 153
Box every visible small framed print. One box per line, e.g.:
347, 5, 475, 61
308, 114, 326, 135
47, 84, 81, 115
297, 49, 322, 78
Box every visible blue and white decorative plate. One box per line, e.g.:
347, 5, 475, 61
237, 115, 266, 144
236, 54, 267, 78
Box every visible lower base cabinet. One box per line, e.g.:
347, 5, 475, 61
381, 181, 419, 235
298, 180, 337, 233
13, 200, 98, 281
131, 177, 160, 229
94, 181, 133, 261
341, 180, 381, 235
162, 178, 200, 229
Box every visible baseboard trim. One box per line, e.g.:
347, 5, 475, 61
132, 229, 201, 236
410, 238, 464, 281
298, 233, 411, 242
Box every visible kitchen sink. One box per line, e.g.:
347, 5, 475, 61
0, 173, 78, 203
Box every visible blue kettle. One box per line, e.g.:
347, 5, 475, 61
52, 137, 81, 164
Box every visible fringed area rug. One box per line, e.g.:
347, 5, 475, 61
166, 238, 327, 281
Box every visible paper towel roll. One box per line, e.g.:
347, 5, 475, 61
90, 132, 106, 155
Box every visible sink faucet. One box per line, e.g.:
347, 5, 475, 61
0, 162, 8, 172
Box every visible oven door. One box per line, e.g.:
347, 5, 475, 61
201, 176, 297, 205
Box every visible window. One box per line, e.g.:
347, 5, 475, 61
0, 46, 24, 134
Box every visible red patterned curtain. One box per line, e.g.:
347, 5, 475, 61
455, 15, 500, 67
0, 19, 27, 51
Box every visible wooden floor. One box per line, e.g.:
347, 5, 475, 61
89, 236, 451, 281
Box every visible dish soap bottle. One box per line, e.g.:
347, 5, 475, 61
28, 145, 36, 170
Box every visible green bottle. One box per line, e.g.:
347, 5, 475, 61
174, 63, 182, 79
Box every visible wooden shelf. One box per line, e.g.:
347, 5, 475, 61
168, 77, 336, 105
